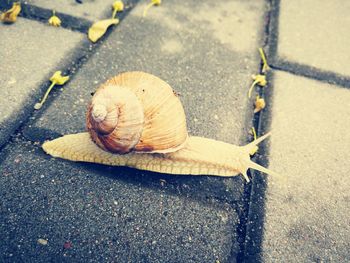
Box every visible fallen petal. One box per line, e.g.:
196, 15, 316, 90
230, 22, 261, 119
88, 19, 119, 43
48, 15, 61, 27
254, 96, 266, 113
0, 2, 21, 23
50, 71, 70, 85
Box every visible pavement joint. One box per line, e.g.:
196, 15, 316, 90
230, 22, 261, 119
241, 0, 278, 257
235, 1, 275, 260
0, 2, 92, 33
243, 70, 275, 261
0, 1, 139, 34
243, 0, 349, 258
271, 60, 350, 89
232, 22, 282, 263
265, 0, 280, 66
243, 0, 350, 259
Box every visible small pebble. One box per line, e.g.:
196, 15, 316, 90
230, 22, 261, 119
38, 238, 48, 245
63, 241, 72, 249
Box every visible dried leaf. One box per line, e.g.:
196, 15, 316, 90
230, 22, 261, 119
248, 74, 267, 98
254, 96, 266, 113
88, 19, 119, 43
0, 2, 21, 23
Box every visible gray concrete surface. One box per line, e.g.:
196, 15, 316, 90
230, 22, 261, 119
0, 139, 237, 262
0, 0, 269, 262
0, 17, 84, 148
3, 0, 349, 261
23, 0, 266, 202
278, 0, 350, 76
260, 71, 350, 262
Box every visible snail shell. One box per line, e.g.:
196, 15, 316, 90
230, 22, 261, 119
86, 72, 188, 154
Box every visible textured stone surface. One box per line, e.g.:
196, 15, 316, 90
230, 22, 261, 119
23, 0, 266, 202
0, 18, 84, 147
278, 0, 350, 76
260, 71, 350, 262
0, 140, 238, 262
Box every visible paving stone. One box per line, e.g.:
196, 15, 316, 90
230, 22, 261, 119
23, 0, 266, 202
0, 18, 84, 148
256, 71, 350, 261
3, 0, 134, 21
0, 140, 238, 262
278, 0, 350, 76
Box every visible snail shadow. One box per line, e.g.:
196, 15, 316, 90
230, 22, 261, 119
71, 160, 244, 204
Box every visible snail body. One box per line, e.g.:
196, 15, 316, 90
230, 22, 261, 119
42, 132, 276, 182
42, 72, 278, 182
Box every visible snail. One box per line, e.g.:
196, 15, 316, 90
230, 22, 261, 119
42, 71, 278, 182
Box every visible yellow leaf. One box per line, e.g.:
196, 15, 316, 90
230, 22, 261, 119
0, 2, 21, 23
88, 18, 119, 43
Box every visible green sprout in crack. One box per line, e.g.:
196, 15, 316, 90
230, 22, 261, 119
259, 47, 270, 73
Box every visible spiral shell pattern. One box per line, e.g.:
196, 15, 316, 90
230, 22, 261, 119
86, 72, 188, 154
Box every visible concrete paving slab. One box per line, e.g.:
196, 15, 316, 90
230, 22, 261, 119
0, 139, 238, 262
255, 71, 350, 261
277, 0, 350, 77
23, 0, 266, 202
2, 0, 135, 21
0, 18, 84, 148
